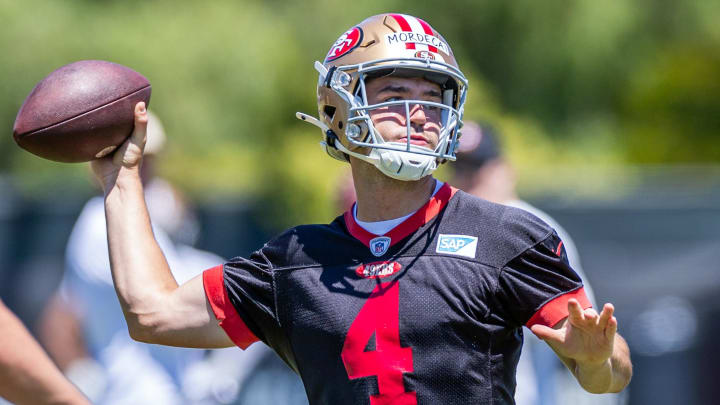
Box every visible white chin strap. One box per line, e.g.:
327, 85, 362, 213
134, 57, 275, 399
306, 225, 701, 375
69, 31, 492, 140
295, 112, 437, 181
333, 140, 437, 181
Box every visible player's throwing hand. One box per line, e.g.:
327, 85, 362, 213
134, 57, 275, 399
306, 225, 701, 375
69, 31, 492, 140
91, 102, 148, 192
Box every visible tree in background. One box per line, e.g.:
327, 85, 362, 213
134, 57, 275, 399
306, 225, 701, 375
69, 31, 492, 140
1, 0, 719, 227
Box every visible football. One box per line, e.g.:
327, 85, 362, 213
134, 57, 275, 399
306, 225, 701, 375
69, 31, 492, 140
12, 60, 151, 163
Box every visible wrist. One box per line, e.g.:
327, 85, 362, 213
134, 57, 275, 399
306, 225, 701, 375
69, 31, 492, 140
576, 357, 611, 373
102, 165, 142, 196
575, 358, 613, 393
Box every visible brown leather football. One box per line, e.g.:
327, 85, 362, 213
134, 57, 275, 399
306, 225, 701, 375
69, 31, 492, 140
13, 60, 151, 162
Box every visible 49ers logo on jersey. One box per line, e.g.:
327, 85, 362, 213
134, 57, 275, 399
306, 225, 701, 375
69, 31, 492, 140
325, 26, 363, 62
355, 261, 402, 279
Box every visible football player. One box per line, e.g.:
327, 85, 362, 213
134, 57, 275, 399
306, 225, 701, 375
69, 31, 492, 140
92, 13, 632, 404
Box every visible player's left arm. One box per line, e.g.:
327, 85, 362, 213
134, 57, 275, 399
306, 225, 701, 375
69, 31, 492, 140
531, 298, 633, 394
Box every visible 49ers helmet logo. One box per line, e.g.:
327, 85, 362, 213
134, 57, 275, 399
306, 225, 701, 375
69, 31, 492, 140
414, 50, 435, 60
325, 27, 363, 62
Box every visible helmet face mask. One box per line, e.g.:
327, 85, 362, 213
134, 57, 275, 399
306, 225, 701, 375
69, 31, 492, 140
298, 13, 468, 181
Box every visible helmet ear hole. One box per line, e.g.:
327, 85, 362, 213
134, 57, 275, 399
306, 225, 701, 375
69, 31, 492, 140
323, 105, 336, 120
338, 121, 344, 130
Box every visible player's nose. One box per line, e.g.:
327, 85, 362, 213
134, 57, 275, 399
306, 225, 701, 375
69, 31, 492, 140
408, 103, 427, 126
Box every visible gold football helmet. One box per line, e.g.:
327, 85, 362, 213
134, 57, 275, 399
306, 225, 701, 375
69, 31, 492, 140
297, 13, 468, 181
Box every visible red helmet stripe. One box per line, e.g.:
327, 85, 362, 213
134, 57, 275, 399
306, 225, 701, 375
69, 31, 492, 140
389, 14, 416, 50
389, 13, 413, 32
416, 18, 439, 53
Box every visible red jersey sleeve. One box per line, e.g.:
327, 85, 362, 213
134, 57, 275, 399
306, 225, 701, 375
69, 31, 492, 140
525, 286, 592, 328
203, 265, 259, 349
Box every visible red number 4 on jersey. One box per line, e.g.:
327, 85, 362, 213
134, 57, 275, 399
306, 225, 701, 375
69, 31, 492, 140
341, 281, 417, 405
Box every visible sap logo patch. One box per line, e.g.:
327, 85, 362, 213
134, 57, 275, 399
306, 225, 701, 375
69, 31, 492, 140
369, 236, 391, 257
436, 234, 478, 259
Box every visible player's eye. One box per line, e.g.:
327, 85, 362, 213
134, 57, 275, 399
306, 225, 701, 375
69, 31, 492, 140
383, 96, 404, 103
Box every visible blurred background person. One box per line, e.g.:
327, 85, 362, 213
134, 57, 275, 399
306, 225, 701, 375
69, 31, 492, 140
451, 121, 589, 278
450, 121, 624, 405
0, 297, 89, 405
37, 111, 264, 405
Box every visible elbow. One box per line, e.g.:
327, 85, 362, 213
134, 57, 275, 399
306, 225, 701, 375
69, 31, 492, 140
122, 292, 175, 344
125, 312, 162, 344
128, 324, 154, 343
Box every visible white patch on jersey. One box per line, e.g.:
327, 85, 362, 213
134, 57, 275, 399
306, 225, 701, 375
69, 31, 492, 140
436, 234, 478, 259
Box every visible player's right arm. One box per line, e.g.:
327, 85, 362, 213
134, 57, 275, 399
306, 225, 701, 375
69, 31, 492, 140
91, 102, 233, 348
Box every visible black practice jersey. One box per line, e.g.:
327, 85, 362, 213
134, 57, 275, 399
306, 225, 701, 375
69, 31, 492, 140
203, 183, 591, 405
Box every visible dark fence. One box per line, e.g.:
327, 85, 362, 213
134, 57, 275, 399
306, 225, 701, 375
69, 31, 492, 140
540, 185, 720, 405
